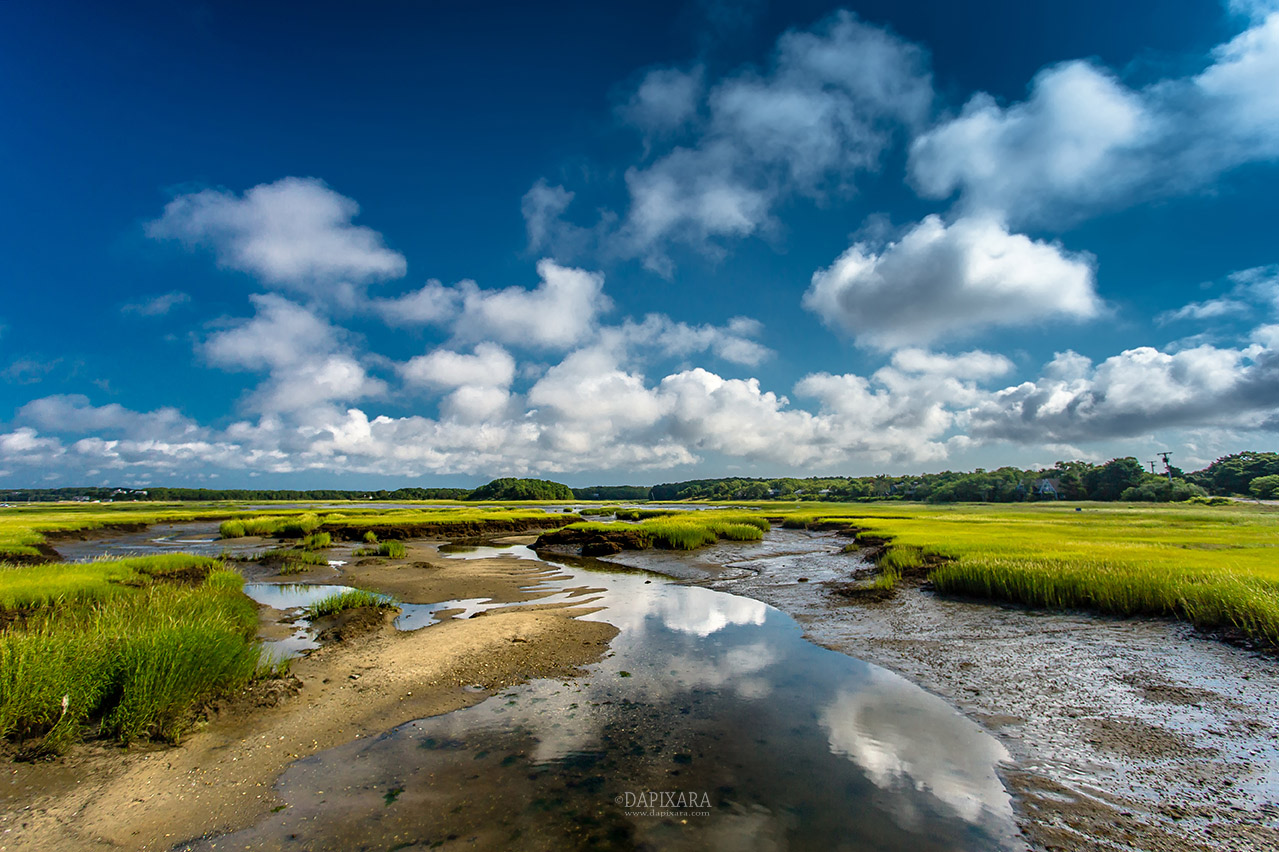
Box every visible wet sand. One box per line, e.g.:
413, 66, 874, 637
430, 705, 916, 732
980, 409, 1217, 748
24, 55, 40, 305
616, 528, 1279, 852
0, 541, 617, 852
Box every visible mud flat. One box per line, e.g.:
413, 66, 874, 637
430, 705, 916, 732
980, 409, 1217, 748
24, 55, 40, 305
604, 528, 1279, 852
0, 540, 616, 852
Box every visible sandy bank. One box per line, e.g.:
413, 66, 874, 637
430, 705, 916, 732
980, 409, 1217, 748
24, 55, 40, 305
0, 542, 616, 852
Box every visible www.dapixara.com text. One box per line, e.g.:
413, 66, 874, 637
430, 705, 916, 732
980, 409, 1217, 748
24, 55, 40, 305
615, 791, 712, 817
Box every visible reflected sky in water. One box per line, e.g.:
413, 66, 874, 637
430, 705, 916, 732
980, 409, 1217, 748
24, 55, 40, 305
197, 550, 1021, 851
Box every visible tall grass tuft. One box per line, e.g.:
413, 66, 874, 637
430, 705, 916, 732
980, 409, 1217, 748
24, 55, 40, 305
879, 545, 924, 573
301, 532, 332, 550
277, 513, 321, 539
354, 541, 407, 558
219, 519, 247, 539
870, 566, 900, 591
303, 589, 396, 619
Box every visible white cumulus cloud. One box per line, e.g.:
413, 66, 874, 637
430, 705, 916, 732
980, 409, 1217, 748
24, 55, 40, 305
400, 343, 516, 391
970, 344, 1279, 443
452, 259, 612, 350
804, 215, 1099, 349
909, 14, 1279, 225
148, 176, 406, 300
202, 294, 385, 413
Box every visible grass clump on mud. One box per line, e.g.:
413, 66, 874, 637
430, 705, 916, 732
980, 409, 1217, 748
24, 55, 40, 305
354, 541, 407, 558
220, 513, 322, 540
300, 532, 331, 550
303, 589, 396, 619
539, 511, 770, 553
0, 554, 271, 755
267, 549, 330, 575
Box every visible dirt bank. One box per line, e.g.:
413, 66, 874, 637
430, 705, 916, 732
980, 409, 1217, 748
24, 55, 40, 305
0, 543, 617, 852
608, 528, 1279, 852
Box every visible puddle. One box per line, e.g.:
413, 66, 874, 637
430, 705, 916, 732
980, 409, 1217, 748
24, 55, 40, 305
193, 549, 1021, 851
243, 583, 392, 664
438, 543, 543, 561
395, 588, 604, 631
241, 582, 377, 611
258, 625, 321, 665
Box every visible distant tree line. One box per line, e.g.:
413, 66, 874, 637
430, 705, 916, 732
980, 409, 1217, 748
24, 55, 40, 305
3, 452, 1276, 504
648, 451, 1279, 503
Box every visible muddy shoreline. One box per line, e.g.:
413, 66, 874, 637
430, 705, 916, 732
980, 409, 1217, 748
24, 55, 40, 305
602, 529, 1279, 852
0, 538, 617, 852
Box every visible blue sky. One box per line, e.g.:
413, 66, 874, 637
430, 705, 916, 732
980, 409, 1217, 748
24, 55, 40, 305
2, 0, 1277, 488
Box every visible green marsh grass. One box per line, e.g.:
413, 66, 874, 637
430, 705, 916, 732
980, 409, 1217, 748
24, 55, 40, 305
566, 511, 770, 550
303, 589, 396, 619
354, 541, 407, 558
0, 555, 269, 754
378, 540, 407, 558
783, 501, 1279, 646
219, 513, 322, 539
301, 532, 332, 550
218, 519, 247, 539
869, 566, 899, 592
614, 508, 680, 521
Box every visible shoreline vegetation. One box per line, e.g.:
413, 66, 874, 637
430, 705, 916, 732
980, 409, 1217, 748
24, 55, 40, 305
777, 502, 1279, 648
0, 554, 278, 756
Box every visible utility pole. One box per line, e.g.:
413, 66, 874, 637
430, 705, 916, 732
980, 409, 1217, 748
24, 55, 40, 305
1158, 452, 1174, 484
1148, 461, 1157, 474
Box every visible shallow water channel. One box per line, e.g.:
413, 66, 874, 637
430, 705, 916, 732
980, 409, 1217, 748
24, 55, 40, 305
65, 527, 1024, 851
52, 521, 260, 561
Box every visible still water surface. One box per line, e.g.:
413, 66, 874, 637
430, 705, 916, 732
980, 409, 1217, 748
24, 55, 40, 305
65, 526, 1022, 851
206, 545, 1022, 850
